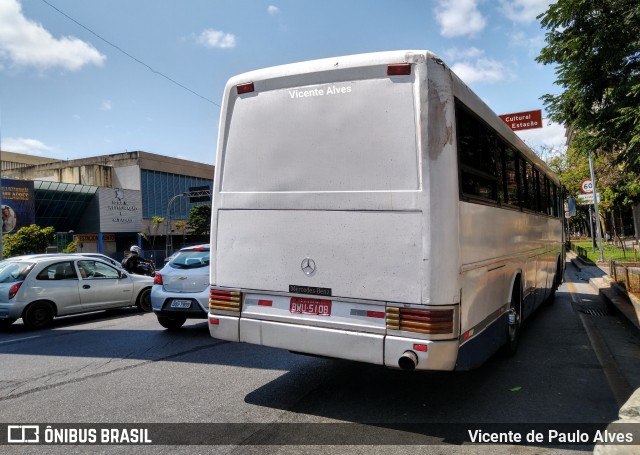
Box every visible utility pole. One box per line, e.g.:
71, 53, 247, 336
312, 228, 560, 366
588, 151, 605, 262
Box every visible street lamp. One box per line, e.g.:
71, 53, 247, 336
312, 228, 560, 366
165, 192, 186, 257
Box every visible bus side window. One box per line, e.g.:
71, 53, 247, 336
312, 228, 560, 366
525, 161, 535, 211
504, 147, 519, 206
456, 102, 499, 202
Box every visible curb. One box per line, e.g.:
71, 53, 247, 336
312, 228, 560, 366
569, 256, 640, 334
568, 254, 640, 453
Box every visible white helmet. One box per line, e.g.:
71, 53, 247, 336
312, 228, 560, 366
130, 245, 142, 255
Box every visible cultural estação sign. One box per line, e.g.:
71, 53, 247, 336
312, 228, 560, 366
499, 110, 543, 131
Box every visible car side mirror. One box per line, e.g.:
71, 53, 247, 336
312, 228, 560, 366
119, 271, 128, 279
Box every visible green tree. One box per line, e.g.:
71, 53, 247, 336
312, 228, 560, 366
149, 216, 165, 252
536, 0, 640, 170
187, 205, 211, 236
551, 145, 640, 238
63, 240, 78, 253
175, 220, 188, 246
3, 225, 55, 257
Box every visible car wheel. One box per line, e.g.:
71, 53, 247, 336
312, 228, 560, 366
0, 318, 16, 328
157, 315, 187, 330
136, 288, 152, 312
23, 302, 54, 330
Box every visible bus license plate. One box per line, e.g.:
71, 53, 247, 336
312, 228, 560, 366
170, 299, 192, 309
290, 297, 331, 316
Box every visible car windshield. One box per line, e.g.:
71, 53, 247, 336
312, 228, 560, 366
170, 249, 210, 269
0, 261, 35, 283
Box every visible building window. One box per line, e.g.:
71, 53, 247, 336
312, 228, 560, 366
141, 170, 212, 219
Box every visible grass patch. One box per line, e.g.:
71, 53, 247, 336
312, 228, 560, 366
570, 240, 639, 263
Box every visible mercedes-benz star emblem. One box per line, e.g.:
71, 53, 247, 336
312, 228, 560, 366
301, 257, 316, 276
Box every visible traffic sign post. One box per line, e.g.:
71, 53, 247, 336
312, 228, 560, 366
588, 153, 605, 261
580, 178, 594, 194
577, 193, 600, 204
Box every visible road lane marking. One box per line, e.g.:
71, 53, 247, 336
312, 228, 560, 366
0, 335, 41, 345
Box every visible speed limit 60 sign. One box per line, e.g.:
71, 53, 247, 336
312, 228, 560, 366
580, 179, 594, 194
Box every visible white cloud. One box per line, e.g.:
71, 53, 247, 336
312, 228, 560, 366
450, 58, 507, 84
3, 137, 54, 155
0, 0, 105, 71
508, 31, 545, 59
196, 29, 236, 49
517, 121, 568, 154
434, 0, 487, 38
100, 100, 112, 111
267, 5, 279, 16
499, 0, 554, 23
443, 47, 485, 61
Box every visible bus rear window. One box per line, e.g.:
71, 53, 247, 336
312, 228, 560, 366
220, 77, 419, 192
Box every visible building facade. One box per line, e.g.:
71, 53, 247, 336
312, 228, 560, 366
1, 151, 214, 261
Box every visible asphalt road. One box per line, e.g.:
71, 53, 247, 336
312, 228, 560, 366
1, 260, 638, 454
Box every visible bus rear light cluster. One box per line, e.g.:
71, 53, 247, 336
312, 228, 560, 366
236, 82, 255, 95
209, 289, 242, 312
387, 64, 411, 76
386, 307, 454, 335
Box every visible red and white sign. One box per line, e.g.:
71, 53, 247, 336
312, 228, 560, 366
499, 110, 543, 131
580, 179, 594, 194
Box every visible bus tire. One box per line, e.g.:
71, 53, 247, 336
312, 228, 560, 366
545, 258, 563, 305
503, 280, 521, 356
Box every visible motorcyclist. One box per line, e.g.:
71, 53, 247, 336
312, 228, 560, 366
122, 245, 155, 276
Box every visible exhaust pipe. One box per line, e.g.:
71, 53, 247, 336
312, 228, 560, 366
398, 350, 418, 371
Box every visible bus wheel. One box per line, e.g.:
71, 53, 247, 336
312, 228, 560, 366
545, 259, 563, 305
504, 286, 521, 356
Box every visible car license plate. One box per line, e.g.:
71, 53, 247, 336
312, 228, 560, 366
170, 299, 192, 309
290, 297, 331, 316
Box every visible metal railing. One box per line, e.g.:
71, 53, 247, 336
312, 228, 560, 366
566, 241, 590, 261
610, 260, 640, 294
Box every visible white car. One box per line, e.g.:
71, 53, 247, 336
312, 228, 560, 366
0, 255, 153, 329
71, 253, 124, 269
151, 244, 210, 329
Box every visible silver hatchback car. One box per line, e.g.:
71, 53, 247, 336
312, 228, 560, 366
151, 244, 210, 329
0, 255, 153, 329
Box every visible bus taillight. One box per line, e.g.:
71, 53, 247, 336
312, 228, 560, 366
387, 64, 411, 76
209, 288, 242, 312
386, 307, 453, 335
236, 82, 255, 95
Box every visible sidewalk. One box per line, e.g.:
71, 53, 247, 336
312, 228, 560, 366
568, 251, 640, 454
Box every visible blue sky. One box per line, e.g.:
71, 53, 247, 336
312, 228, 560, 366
0, 0, 565, 165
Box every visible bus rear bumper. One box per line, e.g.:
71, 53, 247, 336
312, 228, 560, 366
208, 314, 458, 371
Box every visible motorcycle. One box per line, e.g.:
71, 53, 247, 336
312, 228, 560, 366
134, 260, 156, 277
122, 256, 156, 277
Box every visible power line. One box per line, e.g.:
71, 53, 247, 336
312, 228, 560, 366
40, 0, 220, 107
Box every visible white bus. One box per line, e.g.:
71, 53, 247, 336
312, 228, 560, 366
208, 50, 564, 371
